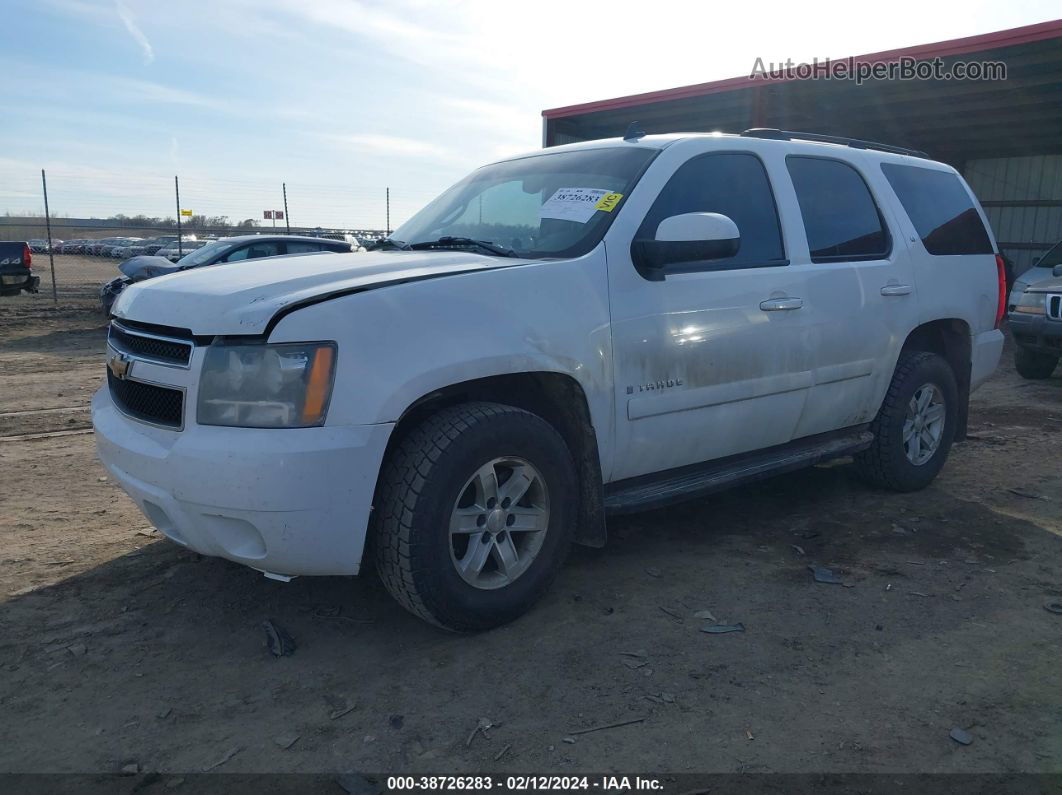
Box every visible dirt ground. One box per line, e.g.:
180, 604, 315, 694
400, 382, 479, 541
1, 255, 1061, 778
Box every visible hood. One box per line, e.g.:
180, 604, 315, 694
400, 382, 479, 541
1026, 274, 1062, 293
113, 250, 534, 335
119, 255, 179, 281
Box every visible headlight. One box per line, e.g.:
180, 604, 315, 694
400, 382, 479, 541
197, 341, 336, 428
1012, 291, 1046, 315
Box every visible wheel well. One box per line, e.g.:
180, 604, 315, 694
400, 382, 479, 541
385, 372, 607, 548
900, 319, 972, 439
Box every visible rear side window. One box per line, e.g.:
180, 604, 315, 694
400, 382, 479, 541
285, 242, 323, 254
881, 164, 993, 255
786, 156, 890, 262
637, 152, 786, 272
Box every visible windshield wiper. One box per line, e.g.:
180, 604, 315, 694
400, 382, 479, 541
367, 237, 410, 251
407, 237, 517, 258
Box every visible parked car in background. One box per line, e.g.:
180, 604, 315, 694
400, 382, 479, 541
28, 239, 49, 253
1011, 239, 1062, 298
156, 240, 210, 262
108, 238, 143, 258
48, 239, 64, 253
1008, 269, 1062, 379
94, 132, 1005, 630
129, 236, 190, 257
100, 234, 355, 313
60, 239, 88, 254
0, 242, 39, 296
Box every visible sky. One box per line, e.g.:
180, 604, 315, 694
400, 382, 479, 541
1, 0, 1058, 230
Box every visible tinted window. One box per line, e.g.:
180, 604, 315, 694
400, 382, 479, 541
881, 164, 993, 256
1036, 240, 1062, 268
636, 152, 786, 271
223, 242, 282, 261
286, 242, 324, 254
787, 157, 889, 262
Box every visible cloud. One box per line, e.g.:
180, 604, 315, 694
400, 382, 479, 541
318, 133, 454, 161
115, 0, 154, 64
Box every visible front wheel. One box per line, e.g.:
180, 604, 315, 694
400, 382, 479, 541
854, 351, 958, 492
373, 402, 576, 631
1014, 346, 1058, 380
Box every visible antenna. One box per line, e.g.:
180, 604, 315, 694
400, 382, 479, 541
623, 121, 646, 141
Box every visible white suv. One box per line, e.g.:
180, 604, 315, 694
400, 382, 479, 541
93, 130, 1005, 630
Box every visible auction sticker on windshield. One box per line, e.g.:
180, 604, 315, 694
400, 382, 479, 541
540, 188, 623, 223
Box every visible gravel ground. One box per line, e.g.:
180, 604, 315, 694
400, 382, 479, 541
1, 255, 1061, 779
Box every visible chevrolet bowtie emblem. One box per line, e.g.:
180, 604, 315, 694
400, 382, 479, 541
108, 351, 132, 380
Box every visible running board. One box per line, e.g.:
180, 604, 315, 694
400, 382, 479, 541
603, 428, 874, 515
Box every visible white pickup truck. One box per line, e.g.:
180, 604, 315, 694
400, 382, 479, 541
94, 129, 1005, 630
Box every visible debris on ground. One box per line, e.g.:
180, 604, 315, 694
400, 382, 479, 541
645, 567, 662, 578
329, 703, 357, 720
273, 734, 299, 749
493, 744, 511, 761
466, 717, 494, 747
562, 736, 576, 744
120, 762, 139, 775
1007, 488, 1048, 501
568, 716, 646, 736
809, 565, 843, 585
950, 727, 974, 745
389, 714, 404, 730
658, 605, 683, 621
202, 746, 241, 771
745, 729, 755, 741
1044, 602, 1062, 615
262, 619, 296, 657
791, 545, 806, 556
692, 610, 717, 621
702, 623, 745, 634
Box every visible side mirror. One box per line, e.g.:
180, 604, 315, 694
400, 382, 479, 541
1053, 264, 1062, 278
632, 212, 740, 279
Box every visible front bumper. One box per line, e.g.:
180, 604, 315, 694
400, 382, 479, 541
92, 386, 393, 576
1008, 311, 1062, 356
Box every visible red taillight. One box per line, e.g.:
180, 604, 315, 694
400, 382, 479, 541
994, 254, 1006, 329
23, 244, 32, 268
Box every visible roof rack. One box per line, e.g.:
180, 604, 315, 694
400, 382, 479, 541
740, 128, 929, 159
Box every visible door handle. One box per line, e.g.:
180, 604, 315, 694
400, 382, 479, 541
759, 297, 803, 311
880, 284, 912, 296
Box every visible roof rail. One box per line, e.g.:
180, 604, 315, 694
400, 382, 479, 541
740, 128, 929, 159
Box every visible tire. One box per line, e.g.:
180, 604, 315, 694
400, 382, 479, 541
1014, 346, 1058, 380
854, 351, 958, 492
374, 402, 576, 631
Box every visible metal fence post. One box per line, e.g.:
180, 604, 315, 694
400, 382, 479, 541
386, 187, 390, 236
41, 169, 58, 305
283, 183, 290, 234
174, 175, 183, 258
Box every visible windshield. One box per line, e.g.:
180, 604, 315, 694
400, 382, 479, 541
176, 239, 230, 266
391, 147, 658, 259
1038, 241, 1062, 268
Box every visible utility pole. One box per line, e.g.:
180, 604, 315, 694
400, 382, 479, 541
41, 169, 57, 305
386, 187, 390, 236
283, 183, 290, 234
174, 175, 183, 258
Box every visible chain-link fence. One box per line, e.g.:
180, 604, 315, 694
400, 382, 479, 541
0, 166, 445, 243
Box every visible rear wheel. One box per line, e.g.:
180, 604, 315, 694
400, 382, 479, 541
373, 402, 576, 631
854, 351, 958, 492
1014, 346, 1058, 380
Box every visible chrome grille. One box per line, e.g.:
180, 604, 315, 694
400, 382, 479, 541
108, 322, 192, 366
107, 371, 184, 429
